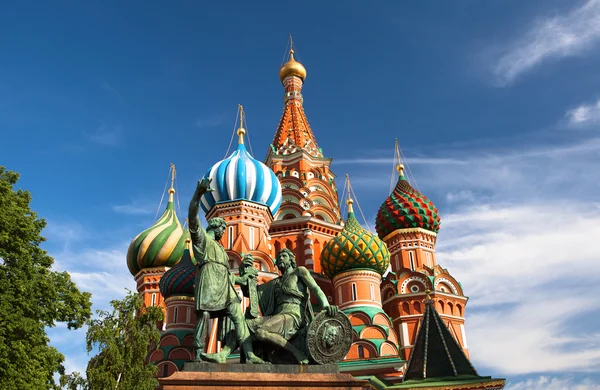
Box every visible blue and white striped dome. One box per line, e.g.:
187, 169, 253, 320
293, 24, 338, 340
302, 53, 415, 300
200, 142, 282, 216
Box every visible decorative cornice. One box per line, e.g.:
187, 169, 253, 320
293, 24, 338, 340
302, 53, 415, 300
269, 216, 342, 236
165, 296, 195, 303
206, 200, 274, 221
383, 228, 437, 242
134, 266, 169, 280
391, 380, 505, 390
333, 269, 383, 284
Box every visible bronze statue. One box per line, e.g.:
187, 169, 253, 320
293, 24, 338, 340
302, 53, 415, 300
245, 248, 338, 364
189, 178, 351, 365
188, 178, 263, 364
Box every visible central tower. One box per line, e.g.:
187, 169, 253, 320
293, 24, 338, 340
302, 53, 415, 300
265, 46, 342, 275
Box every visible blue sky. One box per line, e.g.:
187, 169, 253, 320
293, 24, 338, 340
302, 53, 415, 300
2, 0, 600, 388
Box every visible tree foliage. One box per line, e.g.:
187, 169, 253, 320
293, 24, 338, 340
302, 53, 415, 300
0, 166, 92, 389
62, 291, 164, 390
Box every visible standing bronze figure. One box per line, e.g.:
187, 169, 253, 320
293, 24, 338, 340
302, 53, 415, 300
188, 178, 262, 363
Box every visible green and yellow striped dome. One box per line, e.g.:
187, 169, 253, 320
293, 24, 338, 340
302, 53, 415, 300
320, 200, 390, 280
126, 188, 187, 276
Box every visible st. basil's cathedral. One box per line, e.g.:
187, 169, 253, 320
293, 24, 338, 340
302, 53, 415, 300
125, 45, 505, 390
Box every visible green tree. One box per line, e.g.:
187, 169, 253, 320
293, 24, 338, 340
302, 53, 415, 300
62, 291, 164, 390
0, 166, 92, 389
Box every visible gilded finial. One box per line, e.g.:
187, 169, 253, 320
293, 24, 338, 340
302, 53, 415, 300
425, 289, 432, 300
279, 35, 306, 83
347, 198, 354, 213
168, 163, 176, 201
396, 163, 405, 176
345, 174, 355, 214
237, 104, 246, 144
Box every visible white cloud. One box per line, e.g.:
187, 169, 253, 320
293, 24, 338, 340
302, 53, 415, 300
112, 202, 155, 215
506, 375, 600, 390
337, 135, 600, 378
490, 0, 600, 86
445, 190, 476, 203
52, 244, 136, 311
86, 124, 123, 147
46, 240, 135, 380
438, 203, 600, 374
566, 99, 600, 126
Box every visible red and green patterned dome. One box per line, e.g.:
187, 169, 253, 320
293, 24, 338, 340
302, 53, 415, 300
159, 239, 195, 298
320, 200, 390, 280
375, 165, 440, 239
126, 188, 187, 276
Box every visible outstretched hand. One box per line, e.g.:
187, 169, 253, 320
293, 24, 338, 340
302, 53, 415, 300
325, 305, 339, 317
195, 177, 214, 195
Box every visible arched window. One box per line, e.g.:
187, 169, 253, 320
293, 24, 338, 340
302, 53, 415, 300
402, 302, 410, 316
358, 345, 365, 359
426, 251, 432, 267
337, 286, 342, 305
413, 301, 421, 314
395, 254, 399, 270
370, 283, 375, 301
409, 251, 415, 271
173, 307, 178, 323
186, 307, 191, 324
352, 283, 357, 301
151, 293, 157, 306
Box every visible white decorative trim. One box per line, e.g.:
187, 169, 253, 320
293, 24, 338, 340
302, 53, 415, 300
400, 276, 428, 294
332, 269, 382, 285
434, 277, 458, 295
401, 323, 409, 347
339, 301, 382, 310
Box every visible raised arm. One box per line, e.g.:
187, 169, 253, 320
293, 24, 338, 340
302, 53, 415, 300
188, 178, 213, 254
298, 267, 339, 316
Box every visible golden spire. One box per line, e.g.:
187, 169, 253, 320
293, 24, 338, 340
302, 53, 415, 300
345, 174, 355, 214
279, 35, 307, 83
425, 289, 432, 300
168, 163, 176, 202
237, 104, 246, 144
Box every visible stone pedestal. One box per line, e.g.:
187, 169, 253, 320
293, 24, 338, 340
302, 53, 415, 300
158, 362, 368, 390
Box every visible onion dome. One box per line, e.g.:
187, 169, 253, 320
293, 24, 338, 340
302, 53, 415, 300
320, 199, 390, 280
126, 166, 187, 276
159, 237, 195, 298
375, 164, 440, 239
279, 49, 306, 83
200, 108, 282, 216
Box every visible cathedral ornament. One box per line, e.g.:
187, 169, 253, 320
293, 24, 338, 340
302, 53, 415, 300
305, 310, 353, 364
